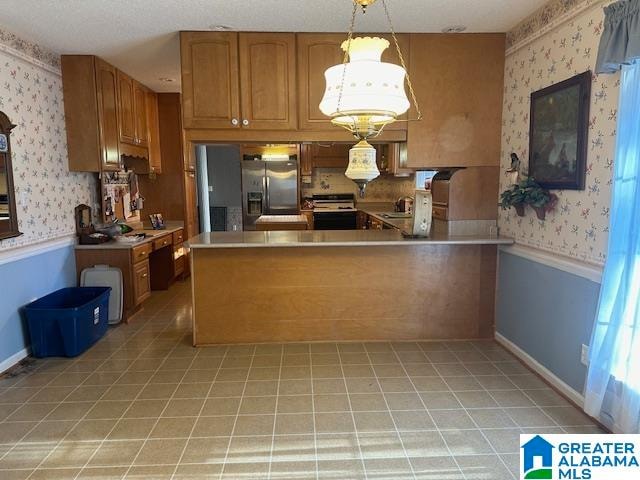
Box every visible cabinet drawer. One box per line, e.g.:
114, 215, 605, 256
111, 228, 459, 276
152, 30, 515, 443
172, 229, 184, 244
131, 243, 152, 264
153, 234, 172, 250
432, 205, 448, 221
174, 255, 185, 277
133, 260, 151, 305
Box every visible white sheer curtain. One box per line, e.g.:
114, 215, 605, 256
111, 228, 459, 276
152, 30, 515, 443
584, 62, 640, 434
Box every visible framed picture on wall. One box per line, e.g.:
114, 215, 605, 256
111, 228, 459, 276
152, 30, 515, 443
528, 70, 591, 190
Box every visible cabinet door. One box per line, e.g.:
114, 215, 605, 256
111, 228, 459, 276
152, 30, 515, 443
239, 33, 297, 130
95, 59, 121, 171
297, 34, 345, 131
181, 32, 240, 129
310, 143, 351, 168
146, 90, 162, 172
374, 34, 410, 131
406, 34, 505, 168
296, 33, 410, 132
133, 260, 151, 305
117, 70, 137, 145
134, 82, 148, 146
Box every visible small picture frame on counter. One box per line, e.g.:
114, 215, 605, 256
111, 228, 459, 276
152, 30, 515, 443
149, 213, 165, 230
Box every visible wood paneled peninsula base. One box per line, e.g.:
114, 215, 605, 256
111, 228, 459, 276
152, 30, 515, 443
187, 231, 513, 345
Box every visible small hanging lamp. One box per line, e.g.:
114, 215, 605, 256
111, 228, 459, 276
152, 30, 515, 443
319, 0, 421, 196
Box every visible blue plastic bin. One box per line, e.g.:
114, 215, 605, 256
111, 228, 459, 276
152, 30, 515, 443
24, 287, 111, 358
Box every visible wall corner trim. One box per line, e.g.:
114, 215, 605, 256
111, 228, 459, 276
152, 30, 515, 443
500, 244, 603, 284
0, 347, 30, 375
496, 332, 586, 408
0, 234, 76, 266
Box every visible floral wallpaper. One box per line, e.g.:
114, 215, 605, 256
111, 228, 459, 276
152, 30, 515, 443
499, 1, 618, 265
301, 168, 415, 202
506, 0, 604, 50
0, 35, 98, 251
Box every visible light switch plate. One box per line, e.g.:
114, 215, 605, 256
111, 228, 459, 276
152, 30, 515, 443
581, 344, 589, 366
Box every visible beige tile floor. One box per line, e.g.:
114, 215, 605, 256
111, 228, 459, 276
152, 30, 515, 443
0, 280, 604, 480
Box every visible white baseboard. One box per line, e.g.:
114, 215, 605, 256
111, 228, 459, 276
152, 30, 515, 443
0, 347, 30, 375
495, 332, 585, 408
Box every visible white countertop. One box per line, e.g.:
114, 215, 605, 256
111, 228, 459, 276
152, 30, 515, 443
186, 230, 514, 249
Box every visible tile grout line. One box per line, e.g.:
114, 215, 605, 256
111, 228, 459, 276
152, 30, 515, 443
309, 348, 319, 480
336, 345, 370, 480
167, 344, 229, 480
0, 305, 173, 476
218, 345, 257, 480
363, 344, 418, 480
67, 289, 187, 479
400, 342, 469, 480
266, 344, 285, 480
448, 347, 519, 480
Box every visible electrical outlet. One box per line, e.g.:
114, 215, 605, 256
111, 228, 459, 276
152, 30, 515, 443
581, 344, 589, 366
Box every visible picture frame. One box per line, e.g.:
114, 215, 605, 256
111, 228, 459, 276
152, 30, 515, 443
149, 213, 165, 230
528, 70, 591, 190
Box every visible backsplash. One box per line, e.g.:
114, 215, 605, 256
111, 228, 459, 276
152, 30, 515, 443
301, 168, 415, 202
499, 1, 618, 265
0, 31, 98, 251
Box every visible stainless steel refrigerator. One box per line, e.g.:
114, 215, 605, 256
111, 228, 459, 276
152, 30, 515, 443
241, 156, 298, 230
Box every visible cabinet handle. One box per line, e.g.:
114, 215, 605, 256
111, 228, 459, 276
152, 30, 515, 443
242, 119, 249, 126
142, 273, 148, 278
231, 118, 239, 126
139, 251, 146, 256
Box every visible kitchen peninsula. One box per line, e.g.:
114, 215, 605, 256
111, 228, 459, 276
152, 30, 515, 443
187, 230, 513, 345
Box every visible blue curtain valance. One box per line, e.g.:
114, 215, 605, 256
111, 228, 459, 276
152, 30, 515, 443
596, 0, 640, 73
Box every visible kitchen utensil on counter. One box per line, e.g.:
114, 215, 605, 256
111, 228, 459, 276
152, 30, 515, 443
395, 196, 414, 214
404, 190, 432, 237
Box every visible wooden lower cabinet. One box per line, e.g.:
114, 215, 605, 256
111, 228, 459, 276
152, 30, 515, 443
356, 211, 368, 230
133, 260, 151, 305
75, 230, 183, 321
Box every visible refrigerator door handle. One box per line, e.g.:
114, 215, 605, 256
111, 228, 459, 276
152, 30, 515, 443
265, 176, 270, 213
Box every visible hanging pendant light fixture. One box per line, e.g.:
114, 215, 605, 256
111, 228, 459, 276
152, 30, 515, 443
319, 0, 422, 196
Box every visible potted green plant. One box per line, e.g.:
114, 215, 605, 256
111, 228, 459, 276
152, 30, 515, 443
499, 184, 527, 216
500, 178, 558, 220
521, 177, 558, 220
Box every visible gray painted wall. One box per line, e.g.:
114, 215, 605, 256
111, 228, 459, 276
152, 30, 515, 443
205, 145, 242, 207
496, 251, 600, 394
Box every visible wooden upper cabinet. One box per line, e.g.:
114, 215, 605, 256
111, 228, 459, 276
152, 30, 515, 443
181, 31, 240, 129
406, 34, 505, 168
61, 55, 121, 172
296, 33, 410, 132
95, 59, 122, 171
117, 70, 137, 145
146, 90, 162, 173
239, 33, 297, 130
375, 34, 410, 131
134, 82, 148, 147
296, 34, 345, 131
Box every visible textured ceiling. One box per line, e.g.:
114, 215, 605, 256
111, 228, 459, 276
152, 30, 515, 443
0, 0, 548, 92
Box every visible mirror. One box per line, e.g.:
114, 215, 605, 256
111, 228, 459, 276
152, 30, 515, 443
0, 111, 22, 241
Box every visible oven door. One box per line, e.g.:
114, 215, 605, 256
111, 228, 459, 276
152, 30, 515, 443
313, 211, 357, 230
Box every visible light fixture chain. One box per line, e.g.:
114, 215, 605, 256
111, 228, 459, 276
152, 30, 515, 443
336, 0, 358, 119
381, 0, 422, 121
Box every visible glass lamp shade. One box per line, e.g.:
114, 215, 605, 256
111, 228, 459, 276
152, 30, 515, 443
346, 139, 380, 197
319, 37, 410, 138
